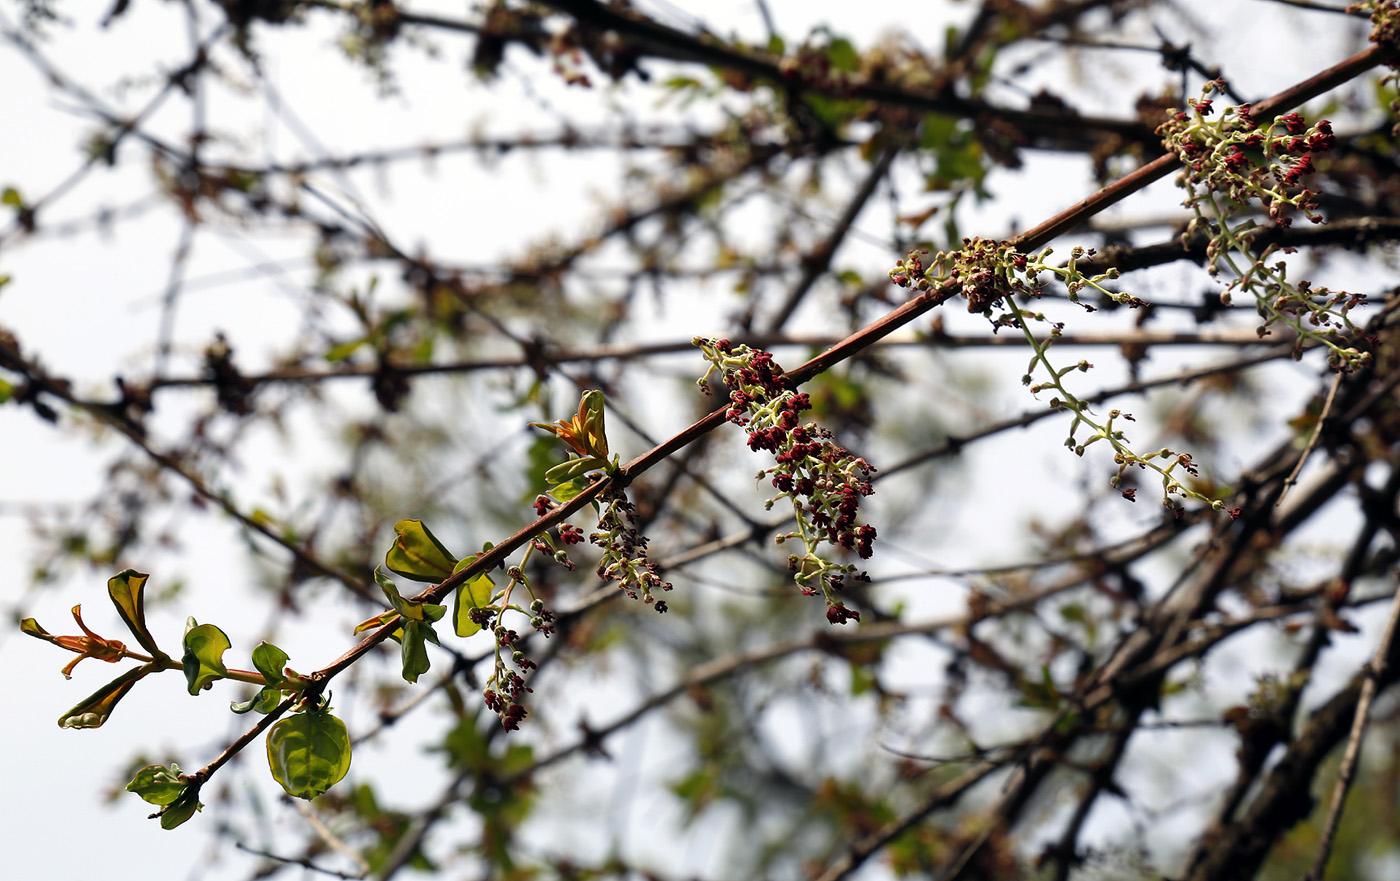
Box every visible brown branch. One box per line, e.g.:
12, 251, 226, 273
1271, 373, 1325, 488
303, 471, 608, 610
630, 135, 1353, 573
531, 0, 1158, 151
0, 334, 377, 601
764, 144, 898, 331
1184, 632, 1400, 881
1305, 574, 1400, 881
1011, 41, 1400, 253
140, 328, 1275, 393
810, 761, 1002, 881
15, 21, 1396, 821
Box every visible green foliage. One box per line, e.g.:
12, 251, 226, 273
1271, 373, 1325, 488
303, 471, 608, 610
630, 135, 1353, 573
266, 706, 352, 800
181, 619, 231, 695
106, 569, 166, 660
56, 664, 158, 729
126, 764, 204, 830
373, 567, 446, 683
451, 554, 497, 638
232, 642, 296, 714
384, 518, 460, 583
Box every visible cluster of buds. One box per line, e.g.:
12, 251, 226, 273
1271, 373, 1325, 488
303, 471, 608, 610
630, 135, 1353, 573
591, 487, 672, 612
889, 240, 1008, 313
887, 239, 1242, 515
1350, 2, 1400, 62
532, 494, 585, 571
483, 670, 531, 731
694, 338, 876, 624
475, 594, 555, 731
1159, 79, 1369, 371
890, 238, 1136, 317
1160, 82, 1336, 228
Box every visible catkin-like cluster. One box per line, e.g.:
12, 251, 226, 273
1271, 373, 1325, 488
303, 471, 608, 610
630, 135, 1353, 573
695, 338, 875, 624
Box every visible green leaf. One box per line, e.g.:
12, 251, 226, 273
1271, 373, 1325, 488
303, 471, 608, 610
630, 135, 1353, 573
376, 567, 447, 624
126, 764, 204, 829
1, 186, 22, 208
250, 641, 290, 685
57, 663, 158, 729
181, 618, 231, 695
375, 568, 445, 682
266, 708, 352, 799
397, 619, 441, 684
451, 556, 496, 638
127, 763, 188, 806
324, 337, 367, 362
544, 455, 607, 486
231, 686, 283, 715
548, 476, 591, 504
158, 785, 205, 829
578, 389, 608, 458
825, 37, 859, 72
107, 569, 165, 659
385, 520, 459, 582
0, 377, 12, 404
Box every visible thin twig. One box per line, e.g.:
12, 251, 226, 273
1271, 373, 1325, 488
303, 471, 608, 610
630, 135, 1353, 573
236, 841, 365, 880
1277, 371, 1343, 508
292, 799, 371, 878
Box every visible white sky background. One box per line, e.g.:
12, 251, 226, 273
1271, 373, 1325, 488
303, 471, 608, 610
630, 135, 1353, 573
0, 2, 1391, 880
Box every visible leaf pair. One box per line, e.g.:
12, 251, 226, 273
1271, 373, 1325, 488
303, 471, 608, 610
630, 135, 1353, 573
386, 519, 495, 637
127, 763, 203, 830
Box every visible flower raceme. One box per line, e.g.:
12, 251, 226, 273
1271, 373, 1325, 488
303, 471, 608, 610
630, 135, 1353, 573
1160, 79, 1369, 371
694, 337, 876, 623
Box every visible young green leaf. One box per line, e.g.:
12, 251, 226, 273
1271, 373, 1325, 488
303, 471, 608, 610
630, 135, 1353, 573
544, 454, 608, 486
250, 641, 290, 686
376, 568, 446, 622
266, 708, 352, 799
127, 764, 204, 830
385, 519, 459, 582
375, 568, 446, 682
451, 556, 496, 638
529, 389, 610, 459
181, 618, 231, 695
57, 663, 159, 729
397, 618, 442, 683
106, 569, 166, 659
127, 763, 188, 806
231, 686, 283, 715
157, 784, 205, 830
547, 476, 592, 505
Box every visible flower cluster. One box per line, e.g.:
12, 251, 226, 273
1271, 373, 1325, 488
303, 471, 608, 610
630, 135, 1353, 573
531, 494, 584, 571
889, 240, 1240, 518
1160, 88, 1335, 227
475, 592, 555, 731
591, 487, 672, 612
889, 237, 1138, 317
1349, 2, 1400, 58
694, 337, 876, 624
1159, 79, 1369, 371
